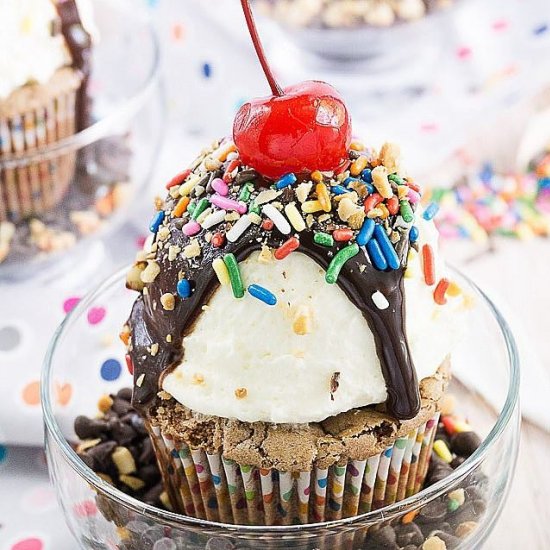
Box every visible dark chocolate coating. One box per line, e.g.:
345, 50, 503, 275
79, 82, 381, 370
127, 167, 421, 420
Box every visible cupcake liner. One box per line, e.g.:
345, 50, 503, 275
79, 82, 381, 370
0, 81, 79, 222
150, 413, 440, 526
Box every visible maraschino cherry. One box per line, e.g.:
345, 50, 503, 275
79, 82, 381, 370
233, 0, 352, 180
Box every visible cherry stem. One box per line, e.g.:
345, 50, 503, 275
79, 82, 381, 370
240, 0, 284, 97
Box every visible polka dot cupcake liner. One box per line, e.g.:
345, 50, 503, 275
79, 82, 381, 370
0, 68, 81, 222
150, 414, 439, 527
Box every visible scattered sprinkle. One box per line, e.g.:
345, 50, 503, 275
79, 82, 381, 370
213, 257, 230, 286
248, 284, 277, 306
372, 290, 390, 310
274, 236, 300, 260
176, 279, 192, 298
326, 243, 360, 284
223, 253, 245, 298
275, 173, 297, 190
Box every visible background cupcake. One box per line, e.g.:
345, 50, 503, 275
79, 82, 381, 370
0, 0, 92, 223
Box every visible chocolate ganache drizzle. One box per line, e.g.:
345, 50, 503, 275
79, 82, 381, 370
55, 0, 93, 130
126, 143, 422, 421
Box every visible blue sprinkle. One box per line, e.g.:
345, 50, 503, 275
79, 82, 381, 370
275, 173, 297, 190
479, 163, 493, 184
149, 210, 165, 233
366, 239, 388, 271
0, 445, 6, 464
360, 168, 373, 183
202, 62, 212, 79
534, 23, 548, 35
409, 225, 419, 243
357, 218, 375, 246
331, 185, 348, 195
384, 447, 393, 458
343, 177, 360, 187
423, 202, 440, 221
247, 284, 277, 306
538, 177, 550, 190
373, 224, 400, 270
100, 358, 122, 382
364, 183, 375, 195
177, 279, 192, 298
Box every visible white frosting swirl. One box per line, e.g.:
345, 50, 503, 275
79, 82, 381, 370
162, 215, 466, 424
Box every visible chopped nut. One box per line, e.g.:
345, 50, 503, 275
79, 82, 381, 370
422, 536, 446, 550
97, 473, 114, 484
126, 262, 146, 291
119, 474, 146, 491
157, 225, 171, 241
306, 214, 315, 227
183, 239, 201, 258
258, 245, 273, 264
205, 156, 222, 171
160, 293, 175, 311
136, 373, 145, 387
255, 189, 280, 205
192, 373, 205, 385
157, 390, 172, 400
76, 438, 102, 453
225, 211, 240, 222
293, 305, 313, 335
70, 210, 101, 235
338, 197, 361, 222
456, 521, 478, 538
448, 488, 465, 506
295, 182, 313, 203
97, 394, 113, 413
248, 212, 262, 225
150, 343, 159, 356
371, 165, 393, 199
140, 260, 161, 283
196, 207, 212, 224
112, 446, 136, 475
235, 387, 248, 399
379, 142, 401, 173
160, 491, 172, 511
347, 210, 366, 229
166, 334, 172, 343
318, 213, 331, 223
168, 245, 181, 262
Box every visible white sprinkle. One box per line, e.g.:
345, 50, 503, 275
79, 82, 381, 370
201, 209, 227, 229
136, 374, 145, 387
372, 291, 390, 310
262, 204, 291, 235
226, 215, 252, 242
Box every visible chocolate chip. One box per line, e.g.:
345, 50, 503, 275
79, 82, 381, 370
143, 482, 164, 505
117, 387, 133, 402
130, 413, 148, 435
450, 456, 465, 469
369, 525, 398, 547
450, 432, 481, 457
235, 170, 257, 185
138, 464, 161, 485
426, 461, 454, 486
417, 499, 448, 524
396, 523, 424, 546
77, 453, 96, 470
111, 397, 133, 416
139, 438, 155, 464
74, 415, 108, 439
86, 441, 117, 470
110, 421, 137, 446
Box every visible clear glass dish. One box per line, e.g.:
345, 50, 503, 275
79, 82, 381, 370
42, 268, 520, 549
0, 0, 163, 279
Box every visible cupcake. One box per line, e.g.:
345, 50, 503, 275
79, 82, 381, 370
122, 1, 466, 526
0, 0, 93, 222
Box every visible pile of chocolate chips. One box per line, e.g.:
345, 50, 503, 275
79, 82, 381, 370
74, 387, 165, 508
74, 393, 485, 550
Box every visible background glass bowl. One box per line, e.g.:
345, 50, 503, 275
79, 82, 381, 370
0, 0, 163, 280
42, 268, 520, 549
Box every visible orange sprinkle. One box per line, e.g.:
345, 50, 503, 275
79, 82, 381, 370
223, 159, 241, 183
387, 196, 399, 216
434, 278, 450, 304
333, 228, 354, 242
166, 169, 191, 189
402, 509, 420, 524
119, 329, 130, 346
274, 237, 300, 260
422, 244, 436, 286
173, 196, 190, 218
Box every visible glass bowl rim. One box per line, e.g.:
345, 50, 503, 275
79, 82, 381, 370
0, 0, 161, 170
41, 265, 520, 534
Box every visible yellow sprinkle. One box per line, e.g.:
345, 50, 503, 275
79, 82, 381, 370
213, 257, 230, 286
284, 202, 306, 232
433, 440, 453, 463
404, 249, 418, 279
454, 420, 473, 433
447, 282, 462, 297
179, 176, 200, 198
215, 142, 237, 162
350, 155, 368, 176
301, 200, 323, 214
378, 203, 390, 219
350, 141, 365, 151
371, 165, 393, 199
316, 183, 332, 212
311, 170, 324, 183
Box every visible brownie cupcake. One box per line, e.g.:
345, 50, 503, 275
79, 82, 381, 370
0, 0, 93, 222
122, 133, 468, 525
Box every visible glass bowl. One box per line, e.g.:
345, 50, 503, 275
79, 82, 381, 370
42, 268, 520, 549
0, 0, 162, 279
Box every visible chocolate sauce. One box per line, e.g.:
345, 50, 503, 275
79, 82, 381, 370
55, 0, 93, 130
128, 168, 421, 420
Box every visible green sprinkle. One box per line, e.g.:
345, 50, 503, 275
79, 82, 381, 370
314, 232, 334, 247
191, 197, 209, 220
187, 202, 197, 216
388, 174, 404, 185
326, 244, 360, 284
249, 204, 261, 216
239, 183, 253, 203
399, 200, 414, 223
448, 499, 460, 512
223, 253, 245, 298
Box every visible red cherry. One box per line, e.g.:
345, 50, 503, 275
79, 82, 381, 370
233, 81, 351, 179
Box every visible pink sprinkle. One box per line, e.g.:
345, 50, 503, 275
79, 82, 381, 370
63, 296, 80, 314
457, 46, 472, 59
74, 500, 98, 518
87, 307, 106, 325
209, 194, 247, 214
407, 188, 421, 204
182, 220, 201, 236
211, 178, 229, 196
492, 19, 509, 31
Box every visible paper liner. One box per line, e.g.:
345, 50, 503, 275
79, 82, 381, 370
151, 413, 439, 526
0, 84, 79, 222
